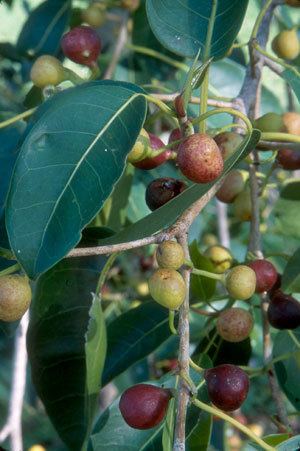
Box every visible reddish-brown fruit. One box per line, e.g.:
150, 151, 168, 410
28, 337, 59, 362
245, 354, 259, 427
119, 384, 172, 429
247, 259, 278, 293
285, 0, 300, 6
277, 149, 300, 170
61, 26, 101, 66
268, 290, 300, 330
217, 308, 253, 343
177, 133, 224, 183
214, 132, 243, 160
145, 177, 186, 211
204, 364, 249, 411
134, 134, 170, 170
168, 128, 182, 152
268, 273, 282, 297
216, 170, 247, 204
174, 95, 186, 117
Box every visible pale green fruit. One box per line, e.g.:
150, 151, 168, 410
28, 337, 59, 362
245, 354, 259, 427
216, 169, 248, 204
0, 275, 32, 322
127, 129, 151, 163
148, 269, 186, 310
30, 55, 65, 88
156, 241, 185, 270
254, 113, 284, 133
225, 266, 256, 300
82, 3, 106, 28
204, 245, 233, 274
272, 29, 300, 60
233, 189, 252, 222
214, 132, 244, 160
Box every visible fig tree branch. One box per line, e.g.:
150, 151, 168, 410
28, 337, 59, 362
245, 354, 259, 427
103, 14, 128, 80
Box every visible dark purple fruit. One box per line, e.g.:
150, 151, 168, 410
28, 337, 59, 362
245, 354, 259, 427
145, 177, 186, 211
267, 290, 300, 330
247, 259, 278, 293
204, 364, 249, 412
134, 133, 171, 170
277, 148, 300, 170
119, 384, 172, 429
177, 133, 224, 183
61, 25, 101, 66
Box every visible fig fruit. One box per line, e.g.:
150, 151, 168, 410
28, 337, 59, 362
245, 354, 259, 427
247, 259, 278, 293
119, 384, 172, 429
204, 364, 249, 411
214, 132, 243, 160
277, 148, 300, 170
254, 113, 284, 133
0, 275, 32, 322
216, 170, 247, 204
82, 3, 106, 27
61, 25, 101, 66
134, 133, 171, 170
233, 188, 252, 222
268, 290, 300, 329
272, 29, 300, 60
127, 128, 151, 163
148, 268, 186, 310
225, 265, 256, 300
145, 177, 186, 211
282, 112, 300, 136
121, 0, 140, 11
217, 308, 253, 343
177, 133, 224, 183
30, 55, 65, 88
285, 0, 300, 6
156, 241, 185, 270
204, 245, 233, 274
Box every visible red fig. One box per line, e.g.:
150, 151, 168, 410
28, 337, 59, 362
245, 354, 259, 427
268, 290, 300, 330
61, 25, 101, 66
145, 177, 186, 210
247, 259, 278, 293
134, 134, 171, 170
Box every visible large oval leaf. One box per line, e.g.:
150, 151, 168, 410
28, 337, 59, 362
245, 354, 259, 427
16, 0, 71, 57
282, 247, 300, 293
146, 0, 249, 59
6, 81, 147, 278
27, 255, 107, 450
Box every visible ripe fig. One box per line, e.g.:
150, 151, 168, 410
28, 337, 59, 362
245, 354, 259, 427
272, 29, 300, 60
82, 3, 106, 28
148, 268, 186, 310
156, 241, 185, 270
134, 133, 171, 170
233, 188, 252, 222
177, 133, 224, 183
217, 308, 253, 343
61, 25, 101, 66
216, 170, 247, 204
0, 275, 32, 322
247, 259, 278, 293
168, 128, 182, 152
145, 177, 186, 211
277, 148, 300, 170
119, 384, 172, 429
204, 245, 233, 274
204, 364, 249, 411
214, 132, 244, 160
127, 129, 151, 163
254, 113, 284, 133
282, 112, 300, 136
225, 265, 256, 300
268, 290, 300, 329
30, 55, 65, 88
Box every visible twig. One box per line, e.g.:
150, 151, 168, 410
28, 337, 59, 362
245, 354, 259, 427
216, 200, 230, 248
152, 92, 235, 109
103, 14, 128, 80
0, 311, 29, 451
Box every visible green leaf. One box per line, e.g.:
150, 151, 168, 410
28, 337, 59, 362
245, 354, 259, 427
107, 165, 134, 231
282, 247, 300, 293
162, 398, 175, 451
190, 240, 216, 302
274, 179, 300, 239
6, 81, 147, 279
277, 435, 300, 450
246, 433, 290, 450
27, 255, 107, 450
16, 0, 71, 57
146, 0, 249, 60
186, 408, 212, 451
102, 302, 175, 385
281, 69, 300, 102
95, 130, 260, 248
273, 328, 300, 411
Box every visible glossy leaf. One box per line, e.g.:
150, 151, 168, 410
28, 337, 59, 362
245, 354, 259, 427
273, 328, 300, 410
247, 433, 290, 450
162, 398, 175, 451
190, 240, 216, 302
282, 247, 300, 293
6, 81, 147, 279
95, 130, 261, 248
16, 0, 71, 57
277, 435, 300, 450
27, 255, 107, 450
102, 302, 174, 385
274, 179, 300, 239
282, 69, 300, 102
146, 0, 249, 60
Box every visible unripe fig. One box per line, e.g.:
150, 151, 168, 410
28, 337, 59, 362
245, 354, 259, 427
121, 0, 140, 11
233, 188, 252, 222
202, 233, 218, 247
82, 3, 106, 28
156, 241, 185, 270
254, 113, 284, 133
134, 133, 171, 170
127, 129, 151, 163
272, 29, 300, 60
0, 275, 32, 322
216, 170, 247, 204
177, 133, 223, 183
214, 132, 243, 160
285, 0, 300, 6
30, 55, 65, 88
217, 308, 253, 343
145, 177, 186, 211
168, 128, 182, 152
277, 148, 300, 170
282, 112, 300, 136
148, 268, 186, 310
247, 259, 278, 293
204, 245, 233, 274
268, 290, 300, 329
61, 25, 101, 66
204, 364, 249, 411
225, 265, 256, 300
119, 384, 172, 429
